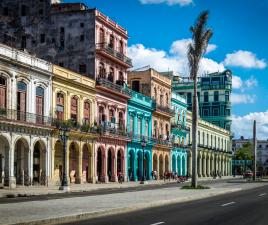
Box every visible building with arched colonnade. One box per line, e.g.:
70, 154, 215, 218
0, 43, 53, 188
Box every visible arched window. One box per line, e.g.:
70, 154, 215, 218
119, 40, 124, 53
36, 87, 44, 124
71, 96, 78, 122
99, 106, 105, 123
109, 35, 114, 49
83, 100, 90, 124
109, 109, 115, 123
0, 76, 7, 109
108, 67, 114, 83
56, 92, 64, 120
99, 28, 105, 43
166, 123, 169, 139
166, 93, 169, 106
154, 87, 157, 103
17, 81, 27, 121
98, 62, 106, 79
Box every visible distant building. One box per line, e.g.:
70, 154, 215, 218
170, 70, 232, 131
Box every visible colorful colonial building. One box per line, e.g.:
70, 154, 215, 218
0, 43, 53, 188
171, 93, 189, 176
128, 68, 174, 179
127, 90, 154, 181
52, 65, 97, 185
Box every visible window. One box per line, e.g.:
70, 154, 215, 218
203, 109, 209, 116
83, 101, 90, 124
204, 92, 208, 102
116, 71, 124, 86
36, 87, 44, 124
109, 109, 115, 123
129, 116, 134, 135
166, 93, 169, 106
80, 35, 84, 42
56, 93, 64, 120
213, 108, 219, 116
119, 40, 123, 53
166, 124, 169, 139
98, 62, 106, 79
21, 36, 26, 49
99, 106, 105, 123
17, 81, 27, 121
154, 87, 157, 102
59, 62, 64, 67
40, 34, 46, 43
132, 80, 140, 92
160, 94, 163, 106
226, 109, 230, 116
138, 118, 141, 135
0, 76, 6, 109
79, 64, 86, 74
154, 120, 157, 137
198, 131, 200, 144
225, 91, 229, 102
71, 96, 78, 122
39, 9, 43, 15
187, 93, 192, 104
108, 67, 114, 83
145, 120, 149, 137
214, 91, 219, 102
80, 23, 84, 28
99, 28, 104, 43
119, 112, 124, 129
109, 35, 114, 49
3, 7, 8, 16
21, 5, 26, 16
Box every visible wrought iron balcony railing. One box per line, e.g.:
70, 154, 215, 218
152, 135, 172, 147
171, 122, 190, 132
0, 108, 52, 126
96, 43, 132, 67
96, 78, 131, 97
96, 120, 129, 137
152, 100, 175, 115
130, 134, 156, 144
172, 143, 189, 149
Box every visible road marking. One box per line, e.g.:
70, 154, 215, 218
221, 201, 236, 207
259, 193, 266, 196
150, 222, 165, 225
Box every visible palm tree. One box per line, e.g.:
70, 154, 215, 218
188, 11, 213, 188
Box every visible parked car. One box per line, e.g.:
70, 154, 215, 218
243, 170, 253, 178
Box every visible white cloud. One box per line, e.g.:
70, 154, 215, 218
128, 40, 223, 76
232, 75, 243, 89
139, 0, 193, 6
231, 93, 256, 104
244, 76, 258, 88
232, 111, 268, 139
224, 50, 266, 69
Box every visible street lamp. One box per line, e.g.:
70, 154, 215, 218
140, 136, 147, 184
57, 123, 71, 191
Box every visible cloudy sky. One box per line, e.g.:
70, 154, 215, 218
65, 0, 268, 139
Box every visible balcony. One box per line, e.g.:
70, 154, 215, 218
172, 143, 188, 149
96, 78, 131, 97
0, 108, 52, 127
96, 43, 132, 67
171, 122, 190, 132
131, 134, 156, 145
153, 135, 172, 147
152, 101, 175, 116
96, 120, 129, 138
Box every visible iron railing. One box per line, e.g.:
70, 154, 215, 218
171, 122, 190, 132
131, 134, 156, 144
96, 43, 132, 66
96, 78, 131, 97
0, 108, 52, 126
172, 143, 189, 149
95, 120, 129, 137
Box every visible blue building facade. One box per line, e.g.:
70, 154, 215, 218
127, 91, 154, 181
171, 93, 189, 176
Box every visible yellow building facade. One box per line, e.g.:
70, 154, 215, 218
51, 66, 97, 184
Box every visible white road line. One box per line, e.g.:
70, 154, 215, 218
150, 222, 165, 225
259, 193, 266, 196
221, 201, 236, 207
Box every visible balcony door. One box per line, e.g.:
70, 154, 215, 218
17, 81, 27, 121
56, 93, 64, 121
0, 76, 6, 110
36, 87, 44, 124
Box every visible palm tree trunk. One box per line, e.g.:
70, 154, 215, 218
191, 77, 198, 188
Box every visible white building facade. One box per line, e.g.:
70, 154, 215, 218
0, 43, 53, 188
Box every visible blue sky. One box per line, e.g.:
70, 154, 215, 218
64, 0, 268, 139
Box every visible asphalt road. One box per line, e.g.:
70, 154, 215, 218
62, 184, 268, 225
0, 178, 237, 204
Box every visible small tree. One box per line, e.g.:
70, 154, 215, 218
188, 11, 213, 188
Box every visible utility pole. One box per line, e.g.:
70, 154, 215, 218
253, 120, 257, 181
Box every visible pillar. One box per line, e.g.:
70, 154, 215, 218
207, 156, 210, 177
9, 136, 16, 189
188, 154, 192, 177
76, 148, 82, 184
203, 154, 206, 177
198, 154, 202, 177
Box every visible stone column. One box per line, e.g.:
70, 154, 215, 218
4, 146, 10, 186
188, 154, 192, 177
103, 151, 108, 183
157, 154, 160, 180
28, 140, 33, 186
113, 152, 118, 182
76, 147, 82, 184
133, 151, 138, 181
203, 154, 206, 177
207, 155, 210, 177
65, 140, 70, 184
198, 154, 202, 177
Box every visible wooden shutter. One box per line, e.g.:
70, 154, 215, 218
71, 98, 77, 115
20, 92, 26, 112
0, 86, 6, 108
84, 101, 90, 123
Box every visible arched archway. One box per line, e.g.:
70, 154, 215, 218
128, 150, 135, 181
177, 155, 182, 175
117, 149, 124, 180
14, 138, 29, 185
82, 144, 91, 183
0, 135, 9, 186
107, 148, 114, 182
33, 140, 46, 185
145, 151, 150, 180
165, 155, 169, 173
137, 151, 143, 180
182, 155, 186, 176
159, 154, 164, 179
153, 153, 158, 172
69, 142, 79, 183
97, 147, 104, 182
54, 140, 63, 184
172, 154, 176, 173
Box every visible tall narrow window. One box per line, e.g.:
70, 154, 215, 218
166, 124, 169, 139
225, 91, 229, 102
165, 93, 169, 106
154, 120, 157, 138
129, 116, 134, 135
21, 5, 26, 16
98, 106, 105, 123
17, 81, 27, 121
36, 87, 44, 124
71, 96, 78, 122
137, 118, 141, 136
204, 92, 208, 102
21, 36, 26, 49
145, 120, 148, 138
79, 64, 87, 74
116, 71, 124, 86
99, 28, 104, 43
98, 62, 105, 79
118, 112, 124, 129
119, 40, 123, 53
132, 80, 140, 92
109, 35, 114, 49
83, 101, 90, 124
56, 93, 64, 120
214, 91, 219, 102
160, 94, 163, 106
187, 92, 192, 104
108, 67, 114, 83
0, 76, 6, 109
109, 109, 115, 123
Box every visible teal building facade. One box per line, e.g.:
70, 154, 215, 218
171, 93, 189, 176
127, 91, 154, 181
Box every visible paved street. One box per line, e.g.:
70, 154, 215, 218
0, 180, 266, 225
63, 184, 268, 225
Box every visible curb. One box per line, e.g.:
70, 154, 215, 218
8, 188, 242, 225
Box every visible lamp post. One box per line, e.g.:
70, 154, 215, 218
140, 136, 147, 184
58, 123, 71, 191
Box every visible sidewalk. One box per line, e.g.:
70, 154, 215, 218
0, 176, 234, 198
0, 180, 265, 225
